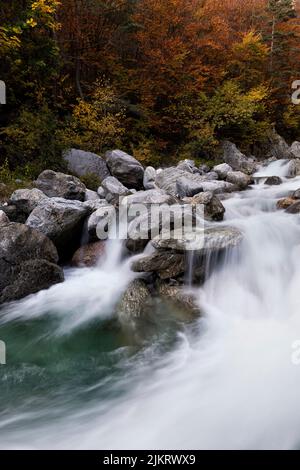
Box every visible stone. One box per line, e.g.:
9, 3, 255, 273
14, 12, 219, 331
84, 189, 99, 201
277, 197, 296, 210
0, 222, 63, 304
105, 149, 144, 189
9, 188, 48, 220
87, 205, 115, 242
34, 170, 86, 201
0, 210, 9, 225
101, 176, 131, 204
117, 279, 152, 321
143, 166, 157, 190
176, 176, 205, 198
222, 141, 256, 175
131, 251, 185, 280
291, 141, 300, 159
26, 197, 90, 259
187, 192, 225, 221
292, 188, 300, 199
122, 189, 176, 207
226, 171, 253, 189
286, 201, 300, 214
63, 148, 110, 181
71, 241, 106, 267
265, 176, 282, 186
213, 163, 233, 180
157, 282, 201, 316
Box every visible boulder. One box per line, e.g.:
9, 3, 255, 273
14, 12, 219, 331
222, 141, 256, 175
131, 251, 185, 280
143, 166, 157, 190
9, 188, 48, 221
198, 180, 236, 194
186, 192, 225, 221
277, 197, 296, 210
71, 241, 106, 267
265, 176, 282, 186
199, 164, 210, 174
63, 148, 110, 181
292, 188, 300, 199
288, 159, 300, 177
97, 186, 106, 199
0, 210, 9, 225
26, 198, 90, 259
291, 141, 300, 159
177, 159, 198, 173
157, 282, 201, 316
253, 129, 293, 160
34, 170, 86, 201
83, 198, 110, 212
84, 189, 99, 201
176, 176, 205, 198
155, 167, 202, 196
213, 163, 233, 180
87, 205, 115, 242
101, 176, 131, 205
0, 222, 63, 304
105, 149, 144, 189
117, 279, 152, 321
226, 171, 253, 190
286, 201, 300, 214
121, 189, 176, 208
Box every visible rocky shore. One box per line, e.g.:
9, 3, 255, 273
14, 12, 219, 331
1, 133, 300, 318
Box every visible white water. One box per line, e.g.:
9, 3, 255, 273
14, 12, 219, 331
2, 160, 300, 449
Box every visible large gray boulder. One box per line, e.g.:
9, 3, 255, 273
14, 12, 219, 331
0, 222, 63, 304
222, 141, 256, 175
176, 176, 204, 198
143, 166, 157, 190
26, 198, 90, 259
253, 129, 293, 160
156, 167, 205, 197
213, 163, 233, 180
198, 180, 236, 194
185, 192, 225, 221
63, 149, 110, 181
121, 189, 176, 208
9, 188, 48, 221
105, 150, 144, 189
226, 171, 253, 190
291, 141, 300, 159
101, 176, 131, 205
34, 170, 86, 201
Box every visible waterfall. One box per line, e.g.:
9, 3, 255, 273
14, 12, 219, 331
1, 160, 300, 449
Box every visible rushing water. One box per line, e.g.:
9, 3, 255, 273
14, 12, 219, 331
1, 160, 300, 449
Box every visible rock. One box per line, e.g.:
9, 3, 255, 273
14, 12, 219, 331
87, 205, 115, 242
205, 171, 219, 181
291, 141, 300, 159
265, 176, 282, 186
63, 148, 110, 181
83, 198, 110, 212
0, 222, 63, 304
213, 163, 233, 180
105, 149, 144, 190
152, 226, 243, 254
155, 167, 203, 197
143, 166, 157, 190
26, 198, 90, 259
101, 176, 131, 204
198, 180, 236, 194
292, 189, 300, 199
71, 241, 106, 267
186, 192, 225, 221
176, 176, 205, 198
34, 170, 86, 201
118, 279, 152, 321
253, 129, 293, 160
84, 189, 99, 201
0, 210, 9, 225
226, 171, 253, 189
9, 188, 48, 221
288, 159, 300, 177
157, 282, 201, 316
222, 141, 256, 175
286, 201, 300, 214
131, 251, 185, 280
199, 164, 210, 174
277, 197, 296, 210
97, 186, 106, 199
121, 189, 176, 208
177, 159, 198, 173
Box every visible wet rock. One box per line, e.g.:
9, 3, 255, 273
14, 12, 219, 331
34, 170, 86, 201
63, 148, 110, 181
186, 192, 225, 221
0, 210, 9, 225
286, 201, 300, 214
26, 198, 90, 259
71, 241, 106, 267
265, 176, 282, 186
291, 141, 300, 159
101, 176, 131, 205
105, 149, 144, 190
226, 171, 253, 190
118, 279, 152, 320
213, 163, 233, 180
292, 188, 300, 199
157, 282, 201, 316
87, 205, 115, 242
222, 141, 256, 175
277, 197, 296, 210
9, 188, 48, 221
143, 166, 157, 190
132, 251, 185, 280
0, 222, 63, 304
